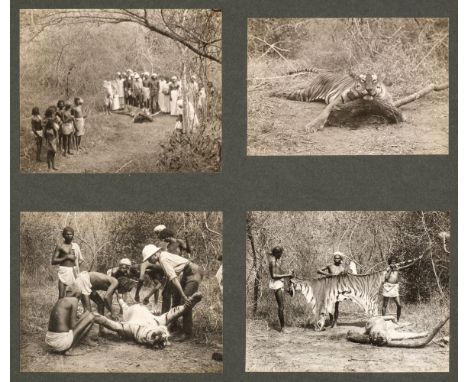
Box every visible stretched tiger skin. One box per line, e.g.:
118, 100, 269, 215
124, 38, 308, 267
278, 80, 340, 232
291, 271, 387, 330
271, 72, 393, 132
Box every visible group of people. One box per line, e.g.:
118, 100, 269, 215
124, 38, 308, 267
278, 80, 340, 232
104, 69, 217, 130
268, 247, 411, 333
45, 224, 220, 354
31, 98, 86, 171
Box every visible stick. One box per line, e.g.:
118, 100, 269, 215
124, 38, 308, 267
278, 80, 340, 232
115, 160, 134, 173
394, 83, 449, 108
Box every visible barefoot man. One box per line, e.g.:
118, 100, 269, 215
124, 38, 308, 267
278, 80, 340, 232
45, 295, 95, 354
93, 292, 203, 348
268, 246, 294, 333
382, 256, 416, 321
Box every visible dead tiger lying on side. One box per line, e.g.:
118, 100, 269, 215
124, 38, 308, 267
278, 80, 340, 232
271, 71, 393, 132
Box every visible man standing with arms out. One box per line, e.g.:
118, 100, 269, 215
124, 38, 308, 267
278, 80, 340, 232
382, 256, 416, 322
154, 224, 192, 257
139, 244, 203, 340
268, 246, 294, 333
45, 294, 95, 354
317, 251, 347, 327
51, 226, 85, 299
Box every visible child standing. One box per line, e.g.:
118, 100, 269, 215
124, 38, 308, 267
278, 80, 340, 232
31, 107, 43, 162
44, 107, 59, 171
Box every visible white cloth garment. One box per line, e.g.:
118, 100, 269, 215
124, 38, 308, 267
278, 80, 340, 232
45, 330, 73, 352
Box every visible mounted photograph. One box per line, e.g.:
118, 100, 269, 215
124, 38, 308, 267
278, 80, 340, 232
246, 211, 450, 372
247, 18, 449, 155
20, 212, 223, 373
19, 9, 221, 173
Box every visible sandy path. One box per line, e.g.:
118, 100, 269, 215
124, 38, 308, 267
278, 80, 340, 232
23, 113, 175, 173
246, 315, 449, 372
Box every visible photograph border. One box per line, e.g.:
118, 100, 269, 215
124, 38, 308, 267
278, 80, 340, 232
11, 0, 457, 381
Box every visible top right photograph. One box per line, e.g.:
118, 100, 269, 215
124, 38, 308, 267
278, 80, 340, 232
247, 18, 449, 156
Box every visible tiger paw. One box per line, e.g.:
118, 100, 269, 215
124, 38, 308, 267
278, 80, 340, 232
305, 120, 325, 133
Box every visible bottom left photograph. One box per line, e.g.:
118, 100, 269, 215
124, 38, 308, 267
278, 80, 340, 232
19, 211, 223, 373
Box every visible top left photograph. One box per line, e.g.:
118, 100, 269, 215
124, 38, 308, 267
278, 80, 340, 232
19, 9, 222, 173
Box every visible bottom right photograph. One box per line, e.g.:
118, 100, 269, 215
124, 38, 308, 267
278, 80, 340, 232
246, 211, 450, 372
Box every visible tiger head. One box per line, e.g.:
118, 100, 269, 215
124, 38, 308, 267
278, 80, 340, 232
352, 73, 388, 101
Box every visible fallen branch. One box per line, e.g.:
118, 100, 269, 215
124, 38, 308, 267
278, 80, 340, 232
394, 83, 449, 107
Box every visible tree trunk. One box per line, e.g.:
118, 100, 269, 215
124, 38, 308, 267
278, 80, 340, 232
327, 98, 404, 127
247, 225, 260, 315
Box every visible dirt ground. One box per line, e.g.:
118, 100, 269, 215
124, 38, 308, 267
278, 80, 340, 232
20, 285, 223, 373
21, 326, 222, 373
20, 112, 176, 173
247, 91, 449, 156
246, 314, 449, 372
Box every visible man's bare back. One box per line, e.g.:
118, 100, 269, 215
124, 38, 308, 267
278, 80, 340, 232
48, 297, 77, 332
89, 272, 116, 291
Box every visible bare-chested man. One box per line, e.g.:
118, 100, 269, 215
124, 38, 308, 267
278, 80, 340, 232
317, 251, 347, 327
382, 256, 415, 321
51, 227, 85, 299
154, 225, 192, 257
70, 271, 119, 321
45, 296, 95, 354
268, 246, 294, 333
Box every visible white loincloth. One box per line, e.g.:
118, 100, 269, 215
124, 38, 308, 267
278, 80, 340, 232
45, 330, 73, 352
269, 279, 284, 291
383, 282, 399, 298
61, 122, 74, 135
74, 118, 85, 136
73, 271, 92, 295
57, 266, 76, 286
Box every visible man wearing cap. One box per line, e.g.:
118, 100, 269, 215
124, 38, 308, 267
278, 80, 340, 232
268, 246, 294, 333
154, 225, 192, 257
139, 244, 203, 340
142, 72, 151, 110
317, 251, 348, 328
149, 73, 160, 113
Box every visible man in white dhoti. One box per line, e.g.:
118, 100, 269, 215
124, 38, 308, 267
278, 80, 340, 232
51, 226, 85, 298
169, 76, 180, 116
382, 256, 416, 321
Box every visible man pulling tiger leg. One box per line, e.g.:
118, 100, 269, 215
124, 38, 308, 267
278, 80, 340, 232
93, 292, 203, 348
382, 256, 416, 321
268, 246, 294, 333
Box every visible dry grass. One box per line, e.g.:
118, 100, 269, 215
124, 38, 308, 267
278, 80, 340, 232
247, 18, 449, 156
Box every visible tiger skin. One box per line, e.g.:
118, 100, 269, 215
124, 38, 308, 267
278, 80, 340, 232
272, 72, 393, 132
